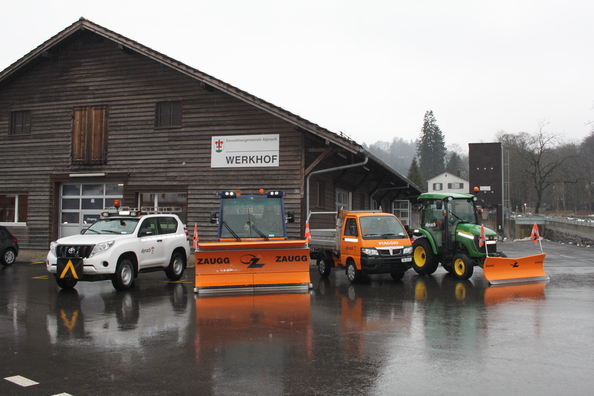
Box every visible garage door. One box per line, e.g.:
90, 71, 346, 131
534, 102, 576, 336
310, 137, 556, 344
59, 183, 123, 238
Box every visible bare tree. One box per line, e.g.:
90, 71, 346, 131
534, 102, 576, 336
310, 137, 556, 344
498, 123, 577, 214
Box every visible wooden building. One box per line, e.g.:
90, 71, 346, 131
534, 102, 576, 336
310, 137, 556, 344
0, 18, 421, 255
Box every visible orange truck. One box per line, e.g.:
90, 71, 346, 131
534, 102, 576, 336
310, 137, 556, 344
308, 210, 413, 282
194, 190, 312, 293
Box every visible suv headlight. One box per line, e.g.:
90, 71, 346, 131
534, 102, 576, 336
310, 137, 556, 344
50, 241, 58, 257
403, 246, 413, 255
89, 240, 115, 258
361, 248, 379, 256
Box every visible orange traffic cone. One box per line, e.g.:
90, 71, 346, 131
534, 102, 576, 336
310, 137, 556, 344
193, 223, 199, 249
304, 222, 311, 243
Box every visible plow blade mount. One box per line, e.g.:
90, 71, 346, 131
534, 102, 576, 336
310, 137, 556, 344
483, 253, 549, 285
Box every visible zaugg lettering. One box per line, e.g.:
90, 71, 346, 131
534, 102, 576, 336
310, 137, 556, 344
196, 257, 231, 265
275, 255, 309, 262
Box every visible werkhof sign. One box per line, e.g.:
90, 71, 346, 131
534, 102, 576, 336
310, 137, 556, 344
211, 134, 280, 168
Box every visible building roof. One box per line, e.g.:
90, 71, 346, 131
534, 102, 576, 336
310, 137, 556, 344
0, 17, 421, 197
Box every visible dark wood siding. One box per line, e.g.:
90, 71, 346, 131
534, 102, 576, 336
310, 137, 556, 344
0, 31, 305, 247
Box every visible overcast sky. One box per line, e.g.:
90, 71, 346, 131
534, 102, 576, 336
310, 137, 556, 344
2, 0, 593, 151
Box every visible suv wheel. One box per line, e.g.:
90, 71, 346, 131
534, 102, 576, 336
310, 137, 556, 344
165, 251, 186, 281
112, 257, 135, 291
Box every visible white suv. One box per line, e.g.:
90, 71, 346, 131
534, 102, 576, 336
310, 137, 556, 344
46, 208, 191, 291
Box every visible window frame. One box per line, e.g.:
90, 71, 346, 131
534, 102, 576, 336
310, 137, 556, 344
0, 194, 28, 226
155, 101, 182, 128
10, 110, 31, 135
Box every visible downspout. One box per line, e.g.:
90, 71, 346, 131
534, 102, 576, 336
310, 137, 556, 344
305, 154, 369, 218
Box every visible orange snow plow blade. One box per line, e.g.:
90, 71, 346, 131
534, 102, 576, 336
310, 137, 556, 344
194, 240, 312, 293
483, 253, 549, 285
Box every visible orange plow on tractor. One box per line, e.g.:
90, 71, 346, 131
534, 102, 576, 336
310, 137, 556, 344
483, 253, 548, 285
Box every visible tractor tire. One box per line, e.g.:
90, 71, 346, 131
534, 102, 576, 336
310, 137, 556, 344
451, 253, 474, 280
412, 238, 439, 275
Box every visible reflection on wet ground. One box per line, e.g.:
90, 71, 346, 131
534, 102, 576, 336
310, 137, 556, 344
1, 240, 593, 395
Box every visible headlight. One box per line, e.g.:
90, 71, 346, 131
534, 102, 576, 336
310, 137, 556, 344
89, 240, 115, 258
403, 246, 413, 255
361, 248, 379, 256
50, 241, 58, 256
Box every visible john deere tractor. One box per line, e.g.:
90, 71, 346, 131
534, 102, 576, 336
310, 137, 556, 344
410, 192, 504, 280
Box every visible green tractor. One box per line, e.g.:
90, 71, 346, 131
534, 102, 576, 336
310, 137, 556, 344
410, 192, 504, 280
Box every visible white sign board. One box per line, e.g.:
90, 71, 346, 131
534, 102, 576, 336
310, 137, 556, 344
211, 134, 280, 168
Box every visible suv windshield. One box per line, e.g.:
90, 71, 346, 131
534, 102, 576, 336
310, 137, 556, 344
85, 218, 140, 235
360, 216, 408, 239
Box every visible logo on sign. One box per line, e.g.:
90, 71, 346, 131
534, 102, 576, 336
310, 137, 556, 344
215, 139, 224, 153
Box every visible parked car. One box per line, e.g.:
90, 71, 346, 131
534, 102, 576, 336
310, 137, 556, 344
0, 225, 19, 266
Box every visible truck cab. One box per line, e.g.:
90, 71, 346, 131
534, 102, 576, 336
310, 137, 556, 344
310, 210, 413, 282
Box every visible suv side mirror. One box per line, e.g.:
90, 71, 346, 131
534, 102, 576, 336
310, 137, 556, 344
286, 211, 295, 223
139, 228, 153, 236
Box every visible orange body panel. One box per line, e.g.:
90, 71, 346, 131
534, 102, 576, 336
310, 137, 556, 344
195, 240, 311, 291
483, 253, 549, 285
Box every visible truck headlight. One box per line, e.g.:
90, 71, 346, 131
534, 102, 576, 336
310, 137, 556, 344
361, 248, 379, 256
403, 246, 413, 255
89, 240, 115, 258
50, 241, 58, 257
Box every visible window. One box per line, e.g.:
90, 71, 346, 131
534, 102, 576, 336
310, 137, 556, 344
10, 111, 31, 135
72, 106, 108, 165
448, 182, 465, 189
316, 182, 325, 207
336, 189, 350, 211
139, 192, 188, 224
156, 101, 182, 127
433, 183, 443, 191
344, 218, 359, 237
393, 200, 410, 226
0, 194, 28, 224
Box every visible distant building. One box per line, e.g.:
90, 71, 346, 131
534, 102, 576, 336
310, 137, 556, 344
468, 143, 503, 208
426, 172, 469, 194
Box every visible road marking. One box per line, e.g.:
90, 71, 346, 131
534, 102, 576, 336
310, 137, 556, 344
33, 275, 49, 279
4, 375, 39, 387
52, 393, 73, 396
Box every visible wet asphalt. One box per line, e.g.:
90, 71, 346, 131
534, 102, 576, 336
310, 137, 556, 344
1, 240, 593, 395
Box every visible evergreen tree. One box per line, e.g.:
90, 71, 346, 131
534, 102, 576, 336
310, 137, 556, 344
417, 110, 446, 184
407, 156, 424, 191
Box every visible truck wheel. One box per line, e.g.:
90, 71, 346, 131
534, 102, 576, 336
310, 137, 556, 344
452, 254, 474, 280
390, 271, 405, 281
412, 239, 439, 275
112, 257, 135, 291
165, 251, 186, 281
1, 248, 16, 266
55, 275, 78, 289
316, 256, 332, 277
346, 260, 362, 283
